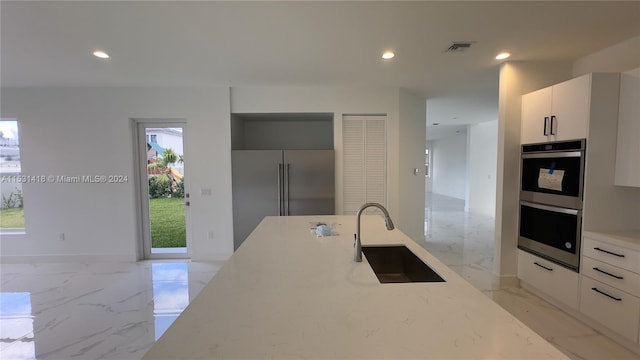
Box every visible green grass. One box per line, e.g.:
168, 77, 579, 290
0, 200, 185, 247
150, 197, 186, 248
0, 207, 25, 229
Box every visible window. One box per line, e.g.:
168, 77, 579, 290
146, 134, 158, 143
0, 119, 24, 230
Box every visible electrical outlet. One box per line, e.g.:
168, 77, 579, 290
59, 233, 65, 241
201, 188, 212, 196
208, 231, 215, 239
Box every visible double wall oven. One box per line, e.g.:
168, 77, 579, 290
518, 139, 586, 272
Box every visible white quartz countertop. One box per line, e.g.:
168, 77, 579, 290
144, 215, 568, 359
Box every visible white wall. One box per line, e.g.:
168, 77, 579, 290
573, 34, 640, 77
467, 120, 498, 216
0, 87, 233, 262
430, 131, 467, 200
398, 88, 427, 242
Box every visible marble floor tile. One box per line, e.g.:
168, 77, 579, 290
0, 260, 221, 360
421, 192, 640, 360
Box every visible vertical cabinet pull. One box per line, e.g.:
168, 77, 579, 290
278, 164, 284, 216
550, 115, 556, 135
284, 164, 290, 216
543, 116, 549, 136
534, 262, 553, 271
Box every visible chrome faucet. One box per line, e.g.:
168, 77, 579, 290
354, 202, 395, 262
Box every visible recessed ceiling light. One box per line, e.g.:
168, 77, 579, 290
93, 50, 110, 59
382, 51, 395, 60
495, 52, 511, 60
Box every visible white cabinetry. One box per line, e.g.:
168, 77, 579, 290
614, 67, 640, 187
517, 250, 580, 309
521, 74, 590, 144
581, 233, 640, 345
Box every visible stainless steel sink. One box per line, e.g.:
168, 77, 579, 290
362, 245, 446, 283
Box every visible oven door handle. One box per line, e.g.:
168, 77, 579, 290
520, 201, 579, 215
521, 151, 582, 159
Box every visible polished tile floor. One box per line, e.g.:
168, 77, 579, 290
0, 260, 222, 359
422, 192, 639, 360
1, 194, 638, 359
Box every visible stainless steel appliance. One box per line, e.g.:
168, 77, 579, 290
518, 139, 586, 271
232, 150, 335, 249
519, 201, 582, 270
520, 139, 585, 209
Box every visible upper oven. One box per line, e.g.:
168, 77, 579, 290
520, 139, 586, 210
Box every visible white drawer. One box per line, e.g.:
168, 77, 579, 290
580, 276, 640, 342
582, 257, 640, 297
518, 250, 579, 309
583, 237, 640, 273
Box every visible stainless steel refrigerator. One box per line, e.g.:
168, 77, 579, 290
232, 150, 335, 249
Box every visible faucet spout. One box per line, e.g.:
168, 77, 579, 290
354, 202, 395, 262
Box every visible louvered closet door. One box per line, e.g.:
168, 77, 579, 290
342, 115, 387, 215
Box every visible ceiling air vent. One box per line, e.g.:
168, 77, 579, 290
445, 42, 475, 53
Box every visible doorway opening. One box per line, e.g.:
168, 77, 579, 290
134, 120, 189, 259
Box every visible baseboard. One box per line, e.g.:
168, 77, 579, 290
493, 273, 520, 288
191, 252, 233, 262
1, 253, 135, 263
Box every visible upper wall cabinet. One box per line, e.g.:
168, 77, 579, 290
614, 67, 640, 187
521, 74, 590, 144
231, 113, 334, 150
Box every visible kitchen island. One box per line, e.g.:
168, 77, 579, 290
144, 215, 568, 359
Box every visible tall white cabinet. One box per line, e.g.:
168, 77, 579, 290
342, 115, 387, 215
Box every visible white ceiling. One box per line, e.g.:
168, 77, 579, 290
2, 1, 639, 138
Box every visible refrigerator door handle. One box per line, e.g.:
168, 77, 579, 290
285, 163, 290, 216
278, 163, 284, 216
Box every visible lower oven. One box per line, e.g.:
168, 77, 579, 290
518, 201, 582, 271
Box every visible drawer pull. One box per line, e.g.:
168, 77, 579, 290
593, 267, 624, 280
591, 287, 622, 302
534, 262, 553, 271
594, 247, 625, 258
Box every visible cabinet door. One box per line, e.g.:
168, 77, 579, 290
580, 276, 640, 342
551, 74, 591, 141
342, 115, 387, 214
517, 250, 580, 309
614, 67, 640, 187
521, 86, 552, 144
